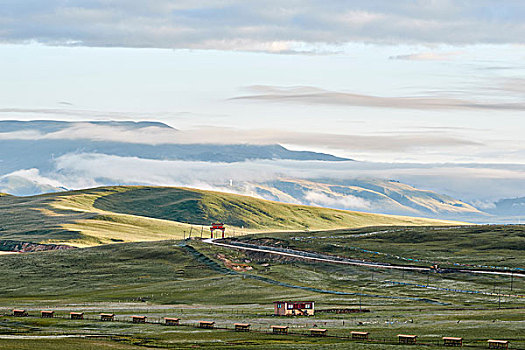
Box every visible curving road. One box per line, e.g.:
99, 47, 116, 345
204, 238, 524, 299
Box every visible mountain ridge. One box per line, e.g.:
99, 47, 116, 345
237, 178, 486, 220
0, 120, 349, 176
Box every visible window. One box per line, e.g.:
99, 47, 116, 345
287, 304, 293, 310
277, 303, 282, 308
305, 304, 311, 309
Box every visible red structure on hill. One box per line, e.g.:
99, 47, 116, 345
210, 223, 225, 239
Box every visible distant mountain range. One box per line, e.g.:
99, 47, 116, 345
486, 197, 525, 220
0, 120, 348, 176
1, 120, 522, 223
0, 120, 171, 133
235, 178, 486, 220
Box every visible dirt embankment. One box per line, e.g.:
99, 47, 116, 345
0, 240, 75, 253
215, 253, 254, 271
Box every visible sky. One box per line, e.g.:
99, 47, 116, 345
1, 1, 525, 204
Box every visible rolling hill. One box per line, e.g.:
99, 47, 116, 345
0, 186, 466, 248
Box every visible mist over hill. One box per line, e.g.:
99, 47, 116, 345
486, 197, 525, 221
1, 120, 523, 223
0, 120, 348, 176
238, 178, 485, 220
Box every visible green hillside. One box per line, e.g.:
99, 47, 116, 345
0, 186, 466, 247
91, 186, 466, 228
238, 225, 525, 269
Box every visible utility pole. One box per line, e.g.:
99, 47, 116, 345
200, 226, 203, 239
189, 226, 193, 239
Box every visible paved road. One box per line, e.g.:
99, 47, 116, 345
204, 239, 525, 278
204, 239, 524, 298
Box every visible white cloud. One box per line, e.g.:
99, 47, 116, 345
48, 153, 525, 202
0, 122, 480, 152
304, 191, 371, 210
389, 51, 463, 61
0, 123, 179, 145
470, 200, 496, 210
3, 152, 525, 203
3, 1, 525, 51
232, 85, 525, 111
0, 168, 64, 188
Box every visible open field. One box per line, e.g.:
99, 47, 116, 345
1, 306, 524, 349
234, 225, 525, 269
0, 224, 523, 349
0, 186, 464, 247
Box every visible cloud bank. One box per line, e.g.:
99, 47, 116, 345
2, 1, 525, 51
389, 51, 463, 61
0, 122, 480, 152
38, 153, 525, 202
305, 191, 371, 210
232, 85, 525, 111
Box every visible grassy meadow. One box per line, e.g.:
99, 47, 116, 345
0, 225, 524, 349
0, 187, 522, 349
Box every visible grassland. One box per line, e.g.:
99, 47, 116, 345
236, 225, 525, 269
0, 186, 463, 247
1, 187, 521, 349
0, 225, 523, 349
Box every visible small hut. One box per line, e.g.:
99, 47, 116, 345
398, 334, 417, 344
271, 325, 289, 334
488, 340, 509, 349
70, 312, 84, 320
13, 309, 27, 317
198, 321, 215, 329
309, 328, 327, 337
131, 315, 146, 324
164, 317, 180, 326
443, 337, 463, 347
351, 331, 369, 340
41, 310, 54, 318
234, 323, 250, 332
100, 313, 115, 321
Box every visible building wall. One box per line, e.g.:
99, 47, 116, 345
274, 302, 314, 316
274, 302, 286, 315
